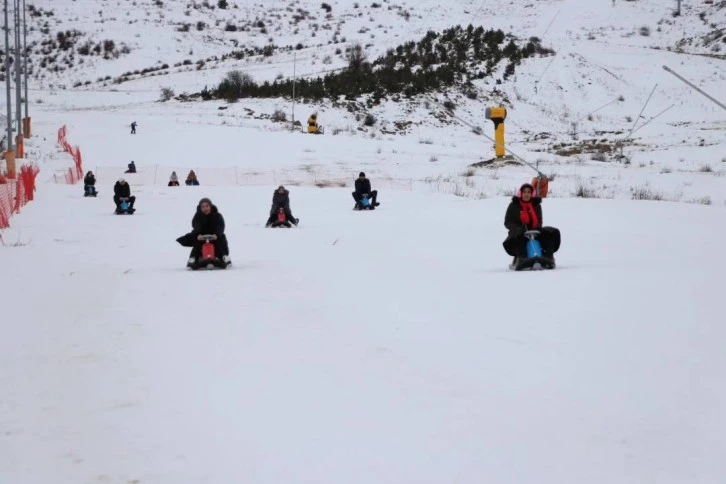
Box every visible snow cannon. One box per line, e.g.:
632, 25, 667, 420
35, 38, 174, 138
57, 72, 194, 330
485, 107, 507, 158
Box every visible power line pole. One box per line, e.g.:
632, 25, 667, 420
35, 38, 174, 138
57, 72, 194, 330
4, 0, 13, 153
13, 0, 22, 143
291, 51, 296, 130
22, 0, 27, 124
676, 0, 681, 16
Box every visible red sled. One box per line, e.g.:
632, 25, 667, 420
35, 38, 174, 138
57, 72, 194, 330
189, 235, 228, 270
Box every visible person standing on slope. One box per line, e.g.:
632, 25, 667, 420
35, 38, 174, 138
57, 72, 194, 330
266, 185, 299, 227
130, 121, 137, 134
503, 183, 560, 266
352, 172, 380, 210
177, 198, 231, 267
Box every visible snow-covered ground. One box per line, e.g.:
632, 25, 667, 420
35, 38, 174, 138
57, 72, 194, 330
1, 0, 725, 482
2, 182, 725, 483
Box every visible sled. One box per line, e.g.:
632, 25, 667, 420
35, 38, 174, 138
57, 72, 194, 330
267, 209, 295, 228
188, 235, 229, 270
115, 200, 135, 214
509, 230, 556, 271
353, 195, 375, 211
84, 187, 98, 197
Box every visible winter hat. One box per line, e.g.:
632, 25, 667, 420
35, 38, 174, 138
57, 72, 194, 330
198, 197, 213, 207
118, 177, 126, 183
359, 172, 366, 177
517, 183, 536, 198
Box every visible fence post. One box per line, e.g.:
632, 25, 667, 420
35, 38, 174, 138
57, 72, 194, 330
235, 166, 239, 185
154, 164, 158, 185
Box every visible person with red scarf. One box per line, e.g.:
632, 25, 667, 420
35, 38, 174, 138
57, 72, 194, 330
503, 183, 560, 267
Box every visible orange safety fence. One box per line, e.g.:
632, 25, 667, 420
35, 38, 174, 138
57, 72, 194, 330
55, 125, 83, 184
0, 164, 40, 229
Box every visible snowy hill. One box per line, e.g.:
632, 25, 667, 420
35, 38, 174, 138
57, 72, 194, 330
1, 1, 726, 482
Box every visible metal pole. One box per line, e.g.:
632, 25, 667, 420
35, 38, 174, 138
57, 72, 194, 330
676, 0, 681, 16
292, 51, 296, 129
4, 0, 13, 152
663, 65, 726, 111
13, 0, 21, 140
21, 0, 26, 120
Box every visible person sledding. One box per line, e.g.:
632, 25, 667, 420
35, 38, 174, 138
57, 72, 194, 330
185, 170, 200, 186
352, 172, 380, 210
168, 171, 180, 187
113, 178, 136, 214
503, 183, 560, 271
266, 185, 299, 227
124, 160, 137, 173
176, 197, 231, 269
83, 171, 98, 197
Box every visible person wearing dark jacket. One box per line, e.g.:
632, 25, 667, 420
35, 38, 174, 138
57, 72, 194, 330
125, 160, 137, 173
352, 172, 380, 209
178, 198, 230, 266
266, 185, 298, 226
185, 170, 200, 186
131, 121, 137, 134
113, 178, 136, 213
503, 183, 560, 266
83, 171, 97, 197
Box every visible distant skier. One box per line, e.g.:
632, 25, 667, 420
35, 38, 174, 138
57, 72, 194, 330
266, 185, 298, 227
83, 171, 98, 197
130, 121, 137, 134
503, 183, 560, 269
352, 172, 380, 210
125, 160, 137, 173
113, 178, 136, 214
176, 197, 231, 268
185, 170, 200, 186
168, 171, 180, 187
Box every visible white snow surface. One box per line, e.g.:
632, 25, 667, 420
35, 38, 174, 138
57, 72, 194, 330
1, 0, 726, 482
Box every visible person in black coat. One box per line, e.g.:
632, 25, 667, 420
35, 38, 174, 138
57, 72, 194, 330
180, 197, 230, 264
125, 160, 137, 173
113, 178, 136, 213
503, 183, 560, 264
266, 185, 298, 226
352, 172, 380, 209
83, 171, 97, 196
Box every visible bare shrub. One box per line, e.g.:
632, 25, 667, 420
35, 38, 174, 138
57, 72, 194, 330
419, 138, 434, 145
660, 167, 672, 174
429, 155, 438, 162
686, 196, 712, 205
574, 181, 600, 198
461, 167, 476, 177
159, 87, 175, 101
591, 153, 607, 162
639, 26, 651, 37
631, 185, 663, 201
363, 113, 376, 126
699, 164, 713, 173
272, 108, 286, 122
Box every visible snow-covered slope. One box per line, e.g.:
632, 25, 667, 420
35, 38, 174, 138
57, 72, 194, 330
21, 0, 726, 203
2, 183, 725, 484
1, 1, 725, 482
